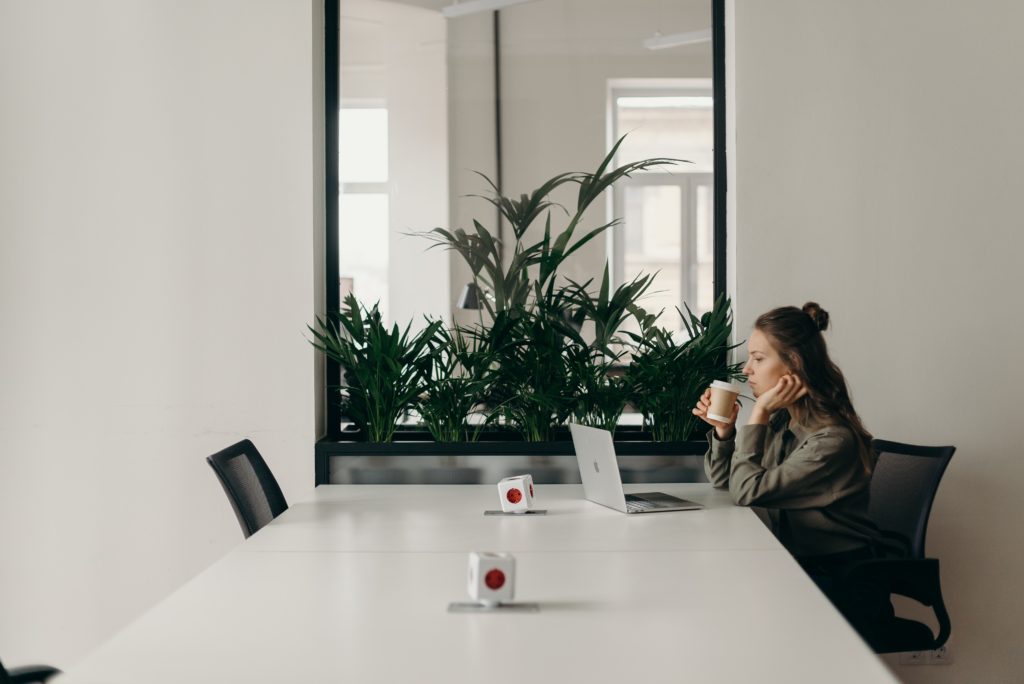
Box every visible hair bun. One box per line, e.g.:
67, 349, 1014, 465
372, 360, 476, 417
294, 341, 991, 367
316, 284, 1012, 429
802, 302, 830, 331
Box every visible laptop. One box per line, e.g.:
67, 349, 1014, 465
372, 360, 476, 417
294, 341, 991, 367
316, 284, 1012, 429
569, 423, 704, 514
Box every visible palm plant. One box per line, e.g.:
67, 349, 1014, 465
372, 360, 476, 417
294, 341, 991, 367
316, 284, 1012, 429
417, 325, 492, 443
564, 266, 655, 431
422, 136, 680, 440
472, 291, 585, 441
308, 294, 442, 443
423, 135, 680, 317
626, 293, 745, 442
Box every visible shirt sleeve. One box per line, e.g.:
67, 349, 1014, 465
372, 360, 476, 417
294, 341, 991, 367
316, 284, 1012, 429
703, 427, 735, 489
728, 425, 861, 509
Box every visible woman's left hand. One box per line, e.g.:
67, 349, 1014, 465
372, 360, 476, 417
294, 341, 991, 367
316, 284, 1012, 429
751, 374, 808, 422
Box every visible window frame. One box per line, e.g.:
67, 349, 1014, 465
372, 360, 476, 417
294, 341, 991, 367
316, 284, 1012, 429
607, 79, 715, 323
322, 0, 728, 440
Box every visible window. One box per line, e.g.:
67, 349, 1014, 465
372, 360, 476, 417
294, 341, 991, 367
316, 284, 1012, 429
610, 81, 715, 335
339, 106, 390, 318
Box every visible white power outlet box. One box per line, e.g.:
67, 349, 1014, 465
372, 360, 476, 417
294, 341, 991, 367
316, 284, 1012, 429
897, 644, 953, 666
899, 651, 927, 666
929, 644, 953, 665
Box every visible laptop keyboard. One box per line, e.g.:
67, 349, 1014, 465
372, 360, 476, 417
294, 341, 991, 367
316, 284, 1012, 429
625, 496, 658, 512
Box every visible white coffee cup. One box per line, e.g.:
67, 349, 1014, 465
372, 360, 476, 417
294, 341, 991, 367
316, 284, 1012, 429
707, 380, 743, 422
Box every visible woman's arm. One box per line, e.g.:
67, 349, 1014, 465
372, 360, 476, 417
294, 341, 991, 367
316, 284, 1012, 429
728, 426, 862, 508
703, 429, 735, 488
694, 388, 740, 488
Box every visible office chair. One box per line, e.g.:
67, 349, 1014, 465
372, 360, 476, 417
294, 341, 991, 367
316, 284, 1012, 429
206, 439, 289, 539
837, 439, 956, 654
0, 656, 61, 684
868, 439, 956, 559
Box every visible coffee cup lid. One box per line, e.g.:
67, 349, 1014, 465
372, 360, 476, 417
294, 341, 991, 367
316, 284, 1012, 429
709, 380, 743, 393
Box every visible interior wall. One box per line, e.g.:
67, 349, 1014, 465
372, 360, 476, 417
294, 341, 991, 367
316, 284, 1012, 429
446, 0, 713, 319
730, 0, 1024, 680
385, 4, 450, 329
0, 0, 319, 667
339, 0, 449, 329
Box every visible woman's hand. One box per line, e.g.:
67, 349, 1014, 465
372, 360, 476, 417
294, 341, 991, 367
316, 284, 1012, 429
692, 388, 739, 440
750, 374, 808, 424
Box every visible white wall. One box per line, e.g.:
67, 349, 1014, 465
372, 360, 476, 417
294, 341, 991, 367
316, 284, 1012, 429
384, 3, 450, 329
0, 0, 320, 667
339, 0, 450, 329
730, 1, 1024, 680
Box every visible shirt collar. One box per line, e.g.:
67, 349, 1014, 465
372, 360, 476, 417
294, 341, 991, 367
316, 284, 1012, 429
771, 409, 811, 442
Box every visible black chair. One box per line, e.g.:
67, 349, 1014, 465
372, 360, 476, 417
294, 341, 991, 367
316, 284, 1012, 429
206, 439, 289, 539
837, 439, 955, 653
0, 656, 61, 684
869, 439, 956, 559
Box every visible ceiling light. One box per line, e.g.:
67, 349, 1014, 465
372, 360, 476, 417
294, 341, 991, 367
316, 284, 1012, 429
441, 0, 539, 19
617, 96, 713, 109
643, 28, 712, 50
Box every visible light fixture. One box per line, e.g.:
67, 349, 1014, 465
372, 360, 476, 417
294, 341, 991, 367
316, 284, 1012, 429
457, 283, 485, 310
441, 0, 539, 19
643, 28, 712, 50
617, 96, 713, 109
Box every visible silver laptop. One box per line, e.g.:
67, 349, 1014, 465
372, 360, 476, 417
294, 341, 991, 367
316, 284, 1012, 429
569, 423, 703, 514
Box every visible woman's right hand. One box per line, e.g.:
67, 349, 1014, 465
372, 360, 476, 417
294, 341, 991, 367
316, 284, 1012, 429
692, 388, 738, 440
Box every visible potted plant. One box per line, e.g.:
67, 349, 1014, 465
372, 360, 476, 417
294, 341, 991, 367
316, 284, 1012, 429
564, 266, 655, 432
424, 136, 678, 440
626, 294, 745, 442
309, 293, 441, 443
312, 137, 743, 457
417, 324, 493, 443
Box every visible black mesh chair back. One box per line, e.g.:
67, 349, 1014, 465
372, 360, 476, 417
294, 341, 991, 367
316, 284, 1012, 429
206, 439, 289, 538
869, 439, 955, 559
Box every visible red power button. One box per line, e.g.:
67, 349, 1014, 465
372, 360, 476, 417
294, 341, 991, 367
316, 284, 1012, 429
485, 569, 506, 590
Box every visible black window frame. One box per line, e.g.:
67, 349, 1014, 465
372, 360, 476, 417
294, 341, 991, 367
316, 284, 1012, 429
322, 0, 727, 440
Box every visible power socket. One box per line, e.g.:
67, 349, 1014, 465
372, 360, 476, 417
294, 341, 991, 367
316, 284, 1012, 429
898, 650, 927, 666
897, 644, 953, 666
929, 644, 953, 665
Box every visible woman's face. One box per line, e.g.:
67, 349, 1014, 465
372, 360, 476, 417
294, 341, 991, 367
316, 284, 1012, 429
742, 328, 790, 398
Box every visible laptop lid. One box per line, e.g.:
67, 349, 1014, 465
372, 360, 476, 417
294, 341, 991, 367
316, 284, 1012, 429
569, 423, 629, 513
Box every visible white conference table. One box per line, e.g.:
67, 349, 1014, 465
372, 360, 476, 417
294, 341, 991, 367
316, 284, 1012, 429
58, 484, 899, 684
240, 484, 782, 553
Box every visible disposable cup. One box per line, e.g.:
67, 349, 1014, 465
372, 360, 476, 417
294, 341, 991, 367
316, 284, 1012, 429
707, 380, 743, 422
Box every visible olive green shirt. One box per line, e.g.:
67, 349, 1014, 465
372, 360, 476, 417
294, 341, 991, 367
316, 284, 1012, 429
704, 410, 879, 557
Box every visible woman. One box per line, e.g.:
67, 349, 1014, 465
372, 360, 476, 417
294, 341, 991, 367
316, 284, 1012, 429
694, 302, 888, 591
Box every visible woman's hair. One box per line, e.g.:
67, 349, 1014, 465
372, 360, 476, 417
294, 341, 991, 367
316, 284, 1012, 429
754, 302, 874, 472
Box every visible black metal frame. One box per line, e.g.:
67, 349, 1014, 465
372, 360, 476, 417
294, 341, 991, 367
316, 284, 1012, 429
711, 0, 726, 300
321, 1, 729, 442
317, 439, 709, 486
324, 0, 341, 439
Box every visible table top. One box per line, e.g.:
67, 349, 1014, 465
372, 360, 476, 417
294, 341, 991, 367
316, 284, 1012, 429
239, 484, 783, 553
57, 485, 898, 684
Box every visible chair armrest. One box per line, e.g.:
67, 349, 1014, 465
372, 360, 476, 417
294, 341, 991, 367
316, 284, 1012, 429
8, 665, 62, 684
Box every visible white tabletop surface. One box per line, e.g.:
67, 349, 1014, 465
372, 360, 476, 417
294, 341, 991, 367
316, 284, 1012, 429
57, 485, 899, 684
240, 484, 783, 553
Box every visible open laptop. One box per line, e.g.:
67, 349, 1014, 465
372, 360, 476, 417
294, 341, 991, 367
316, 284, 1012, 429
569, 423, 704, 514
